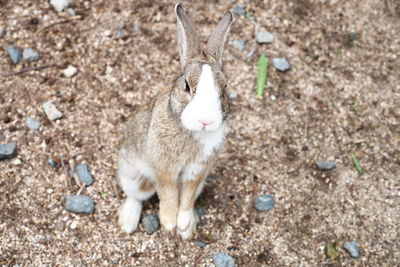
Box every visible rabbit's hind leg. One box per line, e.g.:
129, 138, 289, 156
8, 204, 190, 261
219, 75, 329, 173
117, 151, 155, 234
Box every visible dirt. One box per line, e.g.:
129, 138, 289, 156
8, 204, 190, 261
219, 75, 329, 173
1, 0, 399, 266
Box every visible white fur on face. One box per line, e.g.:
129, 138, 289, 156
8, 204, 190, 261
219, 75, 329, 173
181, 64, 223, 132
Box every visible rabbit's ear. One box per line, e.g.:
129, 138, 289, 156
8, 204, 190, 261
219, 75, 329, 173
206, 11, 234, 65
175, 4, 201, 69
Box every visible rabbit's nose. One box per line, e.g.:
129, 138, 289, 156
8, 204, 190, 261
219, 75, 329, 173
199, 119, 213, 126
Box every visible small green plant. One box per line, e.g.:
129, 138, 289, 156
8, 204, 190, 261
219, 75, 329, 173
352, 153, 363, 174
99, 190, 108, 198
197, 198, 207, 207
349, 101, 359, 113
324, 242, 338, 260
256, 54, 268, 98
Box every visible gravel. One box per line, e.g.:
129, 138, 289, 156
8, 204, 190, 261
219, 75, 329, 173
42, 101, 63, 121
22, 48, 40, 62
142, 214, 160, 234
232, 39, 245, 51
212, 253, 236, 267
0, 27, 5, 38
63, 65, 77, 78
344, 241, 360, 258
233, 5, 246, 16
65, 195, 95, 214
315, 161, 336, 171
256, 31, 274, 44
5, 46, 22, 64
0, 142, 17, 160
50, 0, 72, 12
75, 164, 94, 186
255, 194, 275, 211
25, 117, 41, 130
272, 58, 291, 71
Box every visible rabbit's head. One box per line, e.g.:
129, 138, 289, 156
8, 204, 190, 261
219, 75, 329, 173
169, 4, 233, 132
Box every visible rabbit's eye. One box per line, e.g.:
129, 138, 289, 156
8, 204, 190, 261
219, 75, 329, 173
184, 80, 191, 94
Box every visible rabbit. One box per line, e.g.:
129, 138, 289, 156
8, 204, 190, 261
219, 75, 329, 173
117, 3, 233, 240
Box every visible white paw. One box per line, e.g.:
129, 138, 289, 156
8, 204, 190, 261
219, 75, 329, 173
118, 198, 142, 234
164, 223, 176, 231
177, 210, 198, 240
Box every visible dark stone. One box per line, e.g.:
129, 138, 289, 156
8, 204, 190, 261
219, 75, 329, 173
255, 194, 275, 211
344, 241, 360, 258
0, 142, 17, 160
212, 253, 236, 267
76, 164, 94, 186
65, 195, 95, 214
315, 161, 336, 171
142, 214, 160, 234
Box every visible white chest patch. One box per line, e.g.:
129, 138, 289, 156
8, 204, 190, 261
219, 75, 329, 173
193, 122, 226, 160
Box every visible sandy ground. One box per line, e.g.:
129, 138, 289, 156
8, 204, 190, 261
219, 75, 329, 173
1, 0, 399, 266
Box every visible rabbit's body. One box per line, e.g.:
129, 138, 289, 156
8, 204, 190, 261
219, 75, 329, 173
117, 4, 233, 239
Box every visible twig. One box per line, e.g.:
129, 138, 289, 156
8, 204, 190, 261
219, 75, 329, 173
108, 176, 120, 198
60, 156, 72, 187
246, 19, 259, 59
37, 15, 82, 33
0, 64, 54, 77
76, 183, 85, 195
70, 168, 82, 187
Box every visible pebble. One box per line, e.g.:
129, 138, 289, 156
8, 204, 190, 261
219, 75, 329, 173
349, 33, 358, 41
70, 221, 78, 229
344, 241, 360, 258
42, 101, 63, 121
55, 221, 65, 231
115, 29, 127, 39
63, 65, 77, 77
272, 58, 291, 71
196, 207, 205, 217
256, 31, 274, 44
195, 241, 206, 248
0, 142, 17, 160
142, 214, 160, 234
5, 46, 22, 64
50, 0, 72, 12
212, 253, 236, 267
76, 164, 94, 186
233, 5, 246, 16
65, 195, 95, 214
315, 161, 336, 171
66, 8, 75, 16
48, 158, 58, 168
255, 194, 275, 211
0, 27, 5, 38
11, 158, 22, 165
23, 48, 40, 62
228, 92, 238, 99
26, 117, 41, 130
232, 39, 245, 51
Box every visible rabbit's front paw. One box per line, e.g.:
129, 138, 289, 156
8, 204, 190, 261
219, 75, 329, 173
118, 198, 142, 234
177, 209, 199, 240
160, 210, 177, 232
